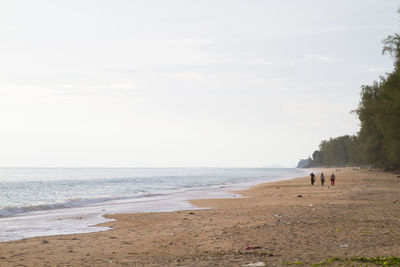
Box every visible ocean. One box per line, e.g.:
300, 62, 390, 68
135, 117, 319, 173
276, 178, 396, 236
0, 167, 308, 242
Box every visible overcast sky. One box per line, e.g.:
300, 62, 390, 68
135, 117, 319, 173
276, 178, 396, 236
0, 0, 398, 168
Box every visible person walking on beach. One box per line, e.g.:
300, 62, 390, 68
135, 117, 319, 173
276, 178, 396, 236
310, 172, 315, 185
330, 173, 336, 185
320, 173, 325, 186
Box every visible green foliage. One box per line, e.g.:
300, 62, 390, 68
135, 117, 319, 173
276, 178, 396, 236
308, 28, 400, 170
309, 135, 360, 167
283, 256, 400, 266
283, 261, 303, 265
347, 256, 400, 266
311, 256, 341, 266
355, 32, 400, 169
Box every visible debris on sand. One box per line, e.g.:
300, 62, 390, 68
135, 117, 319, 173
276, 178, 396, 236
244, 262, 266, 266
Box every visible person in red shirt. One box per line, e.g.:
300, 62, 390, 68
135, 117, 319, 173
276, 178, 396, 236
330, 173, 336, 185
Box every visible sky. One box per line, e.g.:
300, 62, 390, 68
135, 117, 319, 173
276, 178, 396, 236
0, 0, 398, 168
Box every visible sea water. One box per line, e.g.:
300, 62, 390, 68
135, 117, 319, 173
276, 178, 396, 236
0, 168, 308, 242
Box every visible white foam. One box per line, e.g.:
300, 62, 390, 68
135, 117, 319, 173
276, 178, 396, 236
0, 169, 309, 242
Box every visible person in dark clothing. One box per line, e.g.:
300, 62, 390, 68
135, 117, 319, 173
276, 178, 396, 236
310, 172, 315, 185
320, 173, 325, 186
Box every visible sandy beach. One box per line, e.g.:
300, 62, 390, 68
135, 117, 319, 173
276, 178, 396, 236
0, 168, 399, 266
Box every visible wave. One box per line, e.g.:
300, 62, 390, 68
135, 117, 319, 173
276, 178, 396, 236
0, 193, 161, 218
0, 184, 233, 218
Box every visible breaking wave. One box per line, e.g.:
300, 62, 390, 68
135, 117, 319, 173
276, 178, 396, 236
0, 193, 160, 218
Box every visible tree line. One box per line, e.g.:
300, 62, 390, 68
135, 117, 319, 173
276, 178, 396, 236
304, 31, 400, 170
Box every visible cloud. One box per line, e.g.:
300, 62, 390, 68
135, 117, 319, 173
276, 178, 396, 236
255, 59, 273, 65
42, 81, 142, 99
368, 67, 390, 72
162, 72, 204, 81
316, 56, 334, 63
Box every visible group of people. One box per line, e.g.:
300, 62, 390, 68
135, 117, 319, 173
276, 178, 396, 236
310, 172, 335, 186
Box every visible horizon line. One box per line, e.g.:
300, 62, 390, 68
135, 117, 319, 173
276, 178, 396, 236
0, 165, 295, 169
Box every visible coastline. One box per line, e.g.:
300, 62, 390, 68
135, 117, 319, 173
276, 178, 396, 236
0, 168, 308, 242
0, 168, 399, 266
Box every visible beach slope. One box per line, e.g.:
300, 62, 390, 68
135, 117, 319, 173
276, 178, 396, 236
0, 169, 399, 266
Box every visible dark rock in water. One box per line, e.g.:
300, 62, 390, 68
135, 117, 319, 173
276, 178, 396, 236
297, 194, 302, 198
296, 159, 310, 168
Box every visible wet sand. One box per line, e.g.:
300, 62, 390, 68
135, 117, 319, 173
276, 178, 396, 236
0, 168, 399, 266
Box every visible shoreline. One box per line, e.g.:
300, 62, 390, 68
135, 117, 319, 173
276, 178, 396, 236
0, 168, 309, 242
0, 168, 399, 266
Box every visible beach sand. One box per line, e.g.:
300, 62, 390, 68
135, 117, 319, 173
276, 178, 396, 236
0, 169, 399, 266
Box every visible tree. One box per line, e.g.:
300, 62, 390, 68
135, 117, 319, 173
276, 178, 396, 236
305, 22, 400, 170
